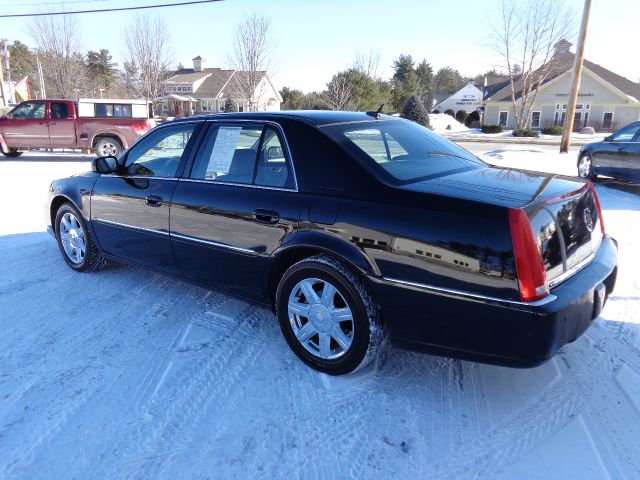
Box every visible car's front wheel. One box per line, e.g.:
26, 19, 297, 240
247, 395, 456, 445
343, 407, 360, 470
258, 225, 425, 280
276, 255, 386, 375
54, 203, 107, 272
577, 152, 595, 180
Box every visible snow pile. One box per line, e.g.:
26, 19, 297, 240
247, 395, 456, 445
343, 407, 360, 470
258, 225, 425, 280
481, 147, 579, 177
429, 113, 469, 133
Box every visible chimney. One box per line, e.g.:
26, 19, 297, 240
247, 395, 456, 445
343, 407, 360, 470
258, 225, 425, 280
192, 55, 206, 72
554, 39, 572, 55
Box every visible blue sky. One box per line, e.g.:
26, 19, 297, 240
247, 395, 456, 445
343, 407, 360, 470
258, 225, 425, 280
0, 0, 638, 92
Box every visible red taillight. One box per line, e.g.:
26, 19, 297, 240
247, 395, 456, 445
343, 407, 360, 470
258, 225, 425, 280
588, 180, 605, 235
131, 121, 150, 135
509, 208, 549, 302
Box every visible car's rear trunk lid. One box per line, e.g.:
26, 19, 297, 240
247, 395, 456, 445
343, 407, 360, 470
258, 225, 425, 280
525, 181, 603, 288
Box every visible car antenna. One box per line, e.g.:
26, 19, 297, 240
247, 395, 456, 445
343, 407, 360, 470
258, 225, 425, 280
366, 104, 384, 119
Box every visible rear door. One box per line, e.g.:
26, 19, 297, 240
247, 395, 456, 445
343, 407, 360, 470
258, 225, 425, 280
2, 101, 48, 148
617, 129, 640, 182
170, 121, 303, 300
91, 121, 200, 273
47, 101, 76, 147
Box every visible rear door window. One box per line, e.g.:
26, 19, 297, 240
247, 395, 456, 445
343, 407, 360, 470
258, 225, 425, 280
190, 123, 295, 189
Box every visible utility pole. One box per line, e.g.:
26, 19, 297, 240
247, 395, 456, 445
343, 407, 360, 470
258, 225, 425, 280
35, 53, 47, 99
560, 0, 592, 153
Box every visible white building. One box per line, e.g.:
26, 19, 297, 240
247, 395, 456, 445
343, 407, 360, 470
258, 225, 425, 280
484, 40, 640, 131
157, 56, 282, 116
434, 82, 483, 114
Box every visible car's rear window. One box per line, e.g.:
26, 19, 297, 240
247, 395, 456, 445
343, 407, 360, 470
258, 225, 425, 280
320, 119, 485, 185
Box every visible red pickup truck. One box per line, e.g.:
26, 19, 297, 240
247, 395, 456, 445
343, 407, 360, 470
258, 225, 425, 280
0, 99, 155, 158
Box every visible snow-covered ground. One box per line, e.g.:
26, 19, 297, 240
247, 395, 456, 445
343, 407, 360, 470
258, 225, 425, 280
1, 151, 640, 479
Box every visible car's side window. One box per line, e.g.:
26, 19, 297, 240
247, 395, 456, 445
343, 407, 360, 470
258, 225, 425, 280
10, 102, 45, 119
123, 123, 196, 178
254, 126, 295, 189
190, 124, 261, 184
50, 102, 70, 119
611, 124, 640, 142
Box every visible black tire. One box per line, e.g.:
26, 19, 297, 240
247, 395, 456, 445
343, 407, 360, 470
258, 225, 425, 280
577, 152, 595, 180
2, 148, 23, 158
94, 137, 122, 158
54, 203, 107, 272
276, 255, 386, 375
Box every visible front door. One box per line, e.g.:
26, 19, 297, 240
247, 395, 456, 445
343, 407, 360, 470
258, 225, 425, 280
170, 122, 303, 300
91, 122, 200, 273
47, 101, 76, 147
2, 101, 48, 148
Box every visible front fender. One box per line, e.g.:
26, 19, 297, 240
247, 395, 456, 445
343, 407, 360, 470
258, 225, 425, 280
48, 174, 100, 235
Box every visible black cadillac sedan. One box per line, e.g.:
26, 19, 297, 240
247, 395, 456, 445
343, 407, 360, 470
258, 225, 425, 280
46, 111, 618, 375
578, 121, 640, 183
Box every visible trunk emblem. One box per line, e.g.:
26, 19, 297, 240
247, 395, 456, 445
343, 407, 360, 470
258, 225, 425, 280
583, 208, 594, 232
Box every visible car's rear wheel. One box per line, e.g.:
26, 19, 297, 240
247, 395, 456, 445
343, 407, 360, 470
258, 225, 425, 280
54, 203, 107, 272
276, 255, 386, 375
577, 152, 595, 180
1, 148, 23, 158
94, 137, 122, 158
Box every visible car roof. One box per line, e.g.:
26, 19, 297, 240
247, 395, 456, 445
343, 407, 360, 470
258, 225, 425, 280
169, 110, 399, 127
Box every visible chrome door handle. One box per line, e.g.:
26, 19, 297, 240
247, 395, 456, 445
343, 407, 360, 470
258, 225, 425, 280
145, 194, 163, 207
252, 209, 279, 224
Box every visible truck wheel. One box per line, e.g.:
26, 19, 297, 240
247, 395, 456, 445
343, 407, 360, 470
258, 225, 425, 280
276, 255, 387, 375
94, 137, 122, 158
2, 148, 23, 158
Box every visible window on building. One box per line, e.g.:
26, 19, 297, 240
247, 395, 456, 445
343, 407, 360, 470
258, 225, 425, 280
602, 112, 614, 130
531, 111, 541, 128
574, 112, 582, 127
560, 112, 567, 126
575, 104, 583, 110
499, 111, 508, 127
583, 112, 590, 128
585, 104, 591, 110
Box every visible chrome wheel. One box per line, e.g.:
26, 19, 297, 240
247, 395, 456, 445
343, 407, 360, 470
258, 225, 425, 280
59, 212, 86, 264
578, 154, 592, 178
288, 278, 354, 360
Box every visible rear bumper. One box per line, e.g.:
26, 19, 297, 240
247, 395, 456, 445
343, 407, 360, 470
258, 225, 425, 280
370, 234, 618, 367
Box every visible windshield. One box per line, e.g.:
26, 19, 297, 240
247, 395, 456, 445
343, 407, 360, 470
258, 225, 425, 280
321, 119, 485, 185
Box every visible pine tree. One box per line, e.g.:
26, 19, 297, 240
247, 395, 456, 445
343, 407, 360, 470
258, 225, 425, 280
401, 95, 430, 128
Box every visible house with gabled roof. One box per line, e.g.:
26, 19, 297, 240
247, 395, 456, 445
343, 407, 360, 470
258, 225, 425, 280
484, 40, 640, 132
157, 56, 282, 116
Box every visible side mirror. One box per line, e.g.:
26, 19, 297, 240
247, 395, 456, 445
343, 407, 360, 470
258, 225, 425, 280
92, 155, 119, 174
266, 145, 284, 160
604, 135, 612, 142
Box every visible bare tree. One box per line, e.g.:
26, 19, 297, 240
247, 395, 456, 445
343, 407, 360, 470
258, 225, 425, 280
323, 72, 354, 111
226, 13, 274, 111
489, 0, 574, 129
123, 14, 173, 100
352, 49, 381, 79
28, 14, 85, 98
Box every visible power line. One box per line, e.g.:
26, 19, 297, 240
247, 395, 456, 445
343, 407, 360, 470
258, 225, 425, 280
0, 0, 224, 18
2, 0, 109, 8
